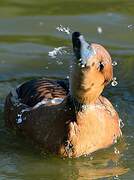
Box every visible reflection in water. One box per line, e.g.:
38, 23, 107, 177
0, 130, 128, 180
56, 139, 128, 179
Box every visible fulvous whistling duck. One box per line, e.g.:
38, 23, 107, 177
4, 32, 122, 157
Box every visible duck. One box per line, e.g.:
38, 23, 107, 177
4, 32, 122, 157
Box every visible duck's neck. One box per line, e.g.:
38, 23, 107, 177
70, 95, 100, 114
69, 74, 103, 105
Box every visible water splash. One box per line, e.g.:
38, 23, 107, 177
16, 109, 29, 124
33, 100, 49, 109
11, 87, 64, 124
17, 114, 23, 124
48, 46, 67, 59
128, 24, 134, 29
111, 77, 118, 87
56, 60, 63, 65
112, 61, 118, 66
51, 98, 64, 104
33, 98, 64, 108
56, 24, 71, 35
16, 98, 64, 124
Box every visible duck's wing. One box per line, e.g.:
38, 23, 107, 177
16, 79, 69, 107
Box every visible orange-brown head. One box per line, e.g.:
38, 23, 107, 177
71, 32, 113, 104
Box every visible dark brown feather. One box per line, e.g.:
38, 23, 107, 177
16, 79, 69, 107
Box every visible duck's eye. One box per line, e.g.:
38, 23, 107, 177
98, 62, 104, 71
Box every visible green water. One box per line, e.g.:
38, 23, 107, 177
0, 0, 134, 179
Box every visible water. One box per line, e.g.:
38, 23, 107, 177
0, 0, 134, 179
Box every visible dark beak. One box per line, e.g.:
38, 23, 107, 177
72, 32, 95, 66
72, 32, 81, 60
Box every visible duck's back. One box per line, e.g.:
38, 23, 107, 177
4, 78, 74, 154
16, 78, 69, 107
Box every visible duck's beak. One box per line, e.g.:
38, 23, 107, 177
72, 32, 95, 67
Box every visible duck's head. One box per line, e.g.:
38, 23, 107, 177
71, 32, 113, 104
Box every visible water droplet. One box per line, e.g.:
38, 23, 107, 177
119, 118, 124, 128
81, 64, 86, 68
16, 108, 30, 124
114, 139, 117, 144
56, 60, 63, 65
112, 61, 118, 66
39, 22, 44, 26
90, 156, 94, 160
51, 98, 64, 104
16, 114, 23, 124
114, 147, 120, 154
97, 26, 103, 34
69, 65, 73, 68
128, 24, 134, 29
111, 81, 118, 87
111, 77, 118, 87
114, 175, 119, 180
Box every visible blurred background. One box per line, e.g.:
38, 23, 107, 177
0, 0, 134, 179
